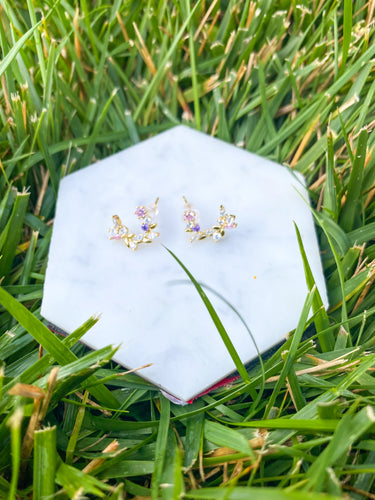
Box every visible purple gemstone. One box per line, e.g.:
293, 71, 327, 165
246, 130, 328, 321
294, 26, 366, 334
192, 224, 200, 232
141, 223, 150, 231
135, 207, 147, 218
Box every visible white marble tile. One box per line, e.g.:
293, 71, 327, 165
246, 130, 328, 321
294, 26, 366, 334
41, 126, 328, 403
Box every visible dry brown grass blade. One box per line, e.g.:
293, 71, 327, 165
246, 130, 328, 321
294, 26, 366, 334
37, 367, 59, 425
198, 10, 221, 57
73, 6, 81, 62
116, 11, 129, 42
194, 0, 219, 41
82, 439, 120, 473
352, 265, 375, 312
290, 114, 321, 167
34, 167, 50, 216
265, 357, 360, 383
133, 22, 192, 117
8, 370, 59, 466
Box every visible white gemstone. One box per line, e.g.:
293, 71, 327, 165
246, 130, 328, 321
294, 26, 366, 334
206, 229, 213, 235
144, 217, 152, 223
110, 227, 117, 237
129, 241, 137, 250
119, 227, 127, 236
137, 234, 143, 241
112, 216, 119, 226
219, 207, 225, 216
148, 204, 159, 217
226, 216, 234, 225
212, 232, 222, 241
149, 231, 159, 240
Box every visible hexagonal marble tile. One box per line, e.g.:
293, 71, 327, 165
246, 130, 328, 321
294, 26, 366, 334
41, 125, 328, 403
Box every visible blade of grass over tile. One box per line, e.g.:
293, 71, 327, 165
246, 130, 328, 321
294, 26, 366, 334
164, 247, 250, 383
33, 426, 56, 500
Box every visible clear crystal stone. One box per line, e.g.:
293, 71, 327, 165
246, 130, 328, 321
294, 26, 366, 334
144, 217, 152, 223
212, 232, 222, 241
129, 241, 137, 250
112, 216, 119, 226
137, 234, 143, 241
110, 227, 117, 237
119, 227, 127, 235
148, 204, 159, 217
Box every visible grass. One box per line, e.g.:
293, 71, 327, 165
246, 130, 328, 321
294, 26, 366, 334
1, 0, 375, 498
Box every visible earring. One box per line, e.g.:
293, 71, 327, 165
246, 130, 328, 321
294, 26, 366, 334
183, 196, 237, 243
109, 198, 160, 250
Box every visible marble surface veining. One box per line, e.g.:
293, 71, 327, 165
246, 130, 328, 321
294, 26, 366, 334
41, 125, 328, 402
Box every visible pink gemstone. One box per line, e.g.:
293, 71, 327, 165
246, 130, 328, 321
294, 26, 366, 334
225, 223, 235, 229
184, 211, 195, 221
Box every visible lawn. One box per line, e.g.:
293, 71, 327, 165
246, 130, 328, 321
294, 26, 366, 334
1, 0, 375, 498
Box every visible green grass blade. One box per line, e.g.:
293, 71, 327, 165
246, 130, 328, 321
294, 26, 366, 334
184, 486, 342, 499
340, 0, 352, 75
152, 396, 170, 500
7, 407, 23, 500
0, 190, 29, 283
204, 420, 255, 458
340, 129, 368, 232
0, 287, 119, 408
33, 426, 56, 500
323, 128, 338, 219
263, 286, 316, 418
294, 223, 333, 351
133, 0, 202, 122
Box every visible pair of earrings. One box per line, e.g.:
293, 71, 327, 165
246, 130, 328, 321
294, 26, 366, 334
108, 197, 238, 251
